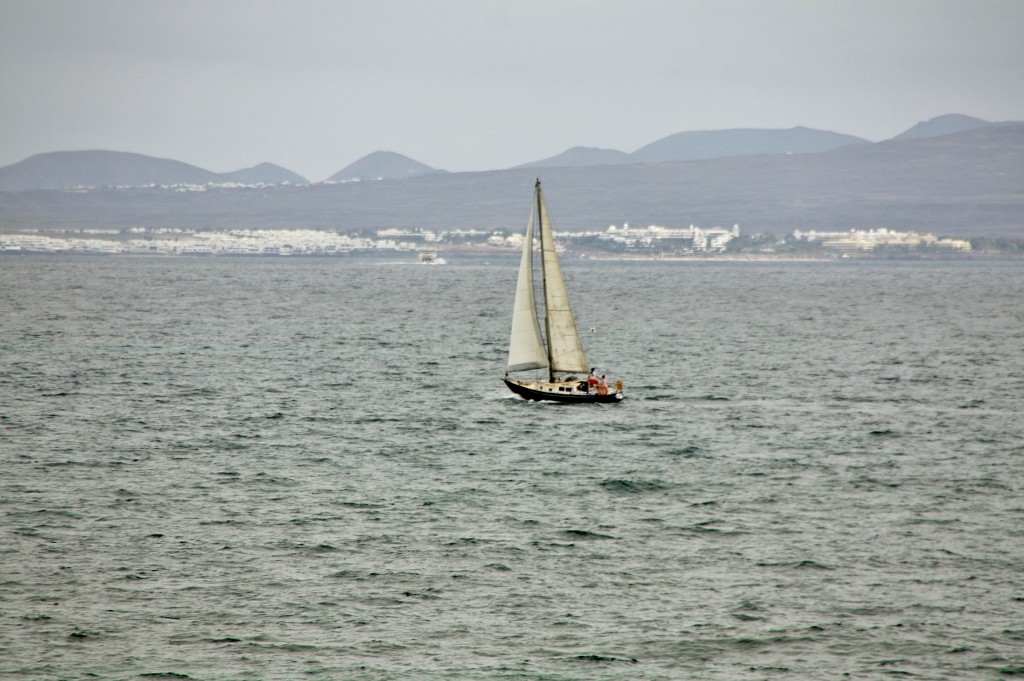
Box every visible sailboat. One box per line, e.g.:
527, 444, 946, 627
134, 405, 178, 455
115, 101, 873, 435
503, 180, 624, 403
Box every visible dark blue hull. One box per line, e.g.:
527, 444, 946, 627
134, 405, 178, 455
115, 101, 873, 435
503, 378, 624, 404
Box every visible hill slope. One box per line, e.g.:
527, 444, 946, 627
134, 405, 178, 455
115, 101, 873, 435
0, 150, 221, 191
631, 126, 869, 162
892, 114, 1003, 141
219, 162, 308, 185
516, 147, 634, 169
0, 151, 309, 191
325, 151, 445, 182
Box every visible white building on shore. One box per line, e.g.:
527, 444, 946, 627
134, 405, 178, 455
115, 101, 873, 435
0, 228, 417, 256
600, 223, 740, 252
792, 228, 971, 252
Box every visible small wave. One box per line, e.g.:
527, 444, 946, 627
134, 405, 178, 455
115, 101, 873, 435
666, 445, 704, 456
673, 519, 746, 537
730, 635, 819, 648
312, 543, 339, 552
39, 460, 108, 469
446, 537, 498, 546
329, 569, 422, 582
68, 629, 102, 640
851, 476, 901, 489
683, 524, 737, 536
12, 508, 82, 520
756, 560, 832, 570
243, 642, 319, 652
562, 529, 615, 540
570, 654, 638, 664
600, 479, 670, 494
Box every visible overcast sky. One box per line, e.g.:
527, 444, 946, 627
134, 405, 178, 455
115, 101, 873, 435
2, 0, 1022, 181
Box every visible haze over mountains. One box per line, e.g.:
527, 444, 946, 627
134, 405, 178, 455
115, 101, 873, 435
2, 113, 1011, 190
1, 114, 1022, 237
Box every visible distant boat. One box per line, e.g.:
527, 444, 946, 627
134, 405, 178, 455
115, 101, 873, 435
418, 251, 446, 264
503, 180, 624, 403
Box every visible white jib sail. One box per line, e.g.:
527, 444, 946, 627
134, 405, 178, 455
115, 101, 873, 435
537, 186, 589, 374
507, 205, 549, 373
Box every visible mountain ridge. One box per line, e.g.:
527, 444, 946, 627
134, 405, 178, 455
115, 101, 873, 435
3, 113, 1018, 191
0, 150, 220, 191
516, 146, 635, 169
0, 150, 310, 192
892, 113, 1023, 141
631, 126, 869, 162
4, 112, 1015, 191
2, 124, 1021, 238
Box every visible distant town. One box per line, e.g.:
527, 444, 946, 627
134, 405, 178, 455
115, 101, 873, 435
2, 222, 1021, 258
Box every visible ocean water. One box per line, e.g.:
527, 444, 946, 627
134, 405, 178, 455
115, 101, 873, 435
1, 255, 1022, 680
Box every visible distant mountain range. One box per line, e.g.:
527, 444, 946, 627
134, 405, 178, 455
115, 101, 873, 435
2, 113, 1019, 192
1, 115, 1022, 237
517, 127, 869, 169
0, 151, 309, 191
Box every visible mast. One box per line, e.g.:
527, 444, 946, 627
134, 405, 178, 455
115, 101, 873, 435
537, 180, 555, 382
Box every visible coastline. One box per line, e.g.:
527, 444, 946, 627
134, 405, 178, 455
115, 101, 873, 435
3, 245, 1021, 262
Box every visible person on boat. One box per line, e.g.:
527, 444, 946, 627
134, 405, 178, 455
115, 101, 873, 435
588, 369, 599, 390
598, 374, 609, 395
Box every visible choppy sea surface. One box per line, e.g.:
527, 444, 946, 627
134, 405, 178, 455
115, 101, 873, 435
1, 255, 1022, 680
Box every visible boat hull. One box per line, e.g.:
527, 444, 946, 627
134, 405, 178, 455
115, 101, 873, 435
503, 378, 624, 404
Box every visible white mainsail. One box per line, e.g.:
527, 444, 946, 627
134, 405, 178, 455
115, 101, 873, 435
506, 205, 548, 373
537, 184, 589, 375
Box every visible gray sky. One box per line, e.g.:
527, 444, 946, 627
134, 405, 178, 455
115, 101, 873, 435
2, 0, 1022, 181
